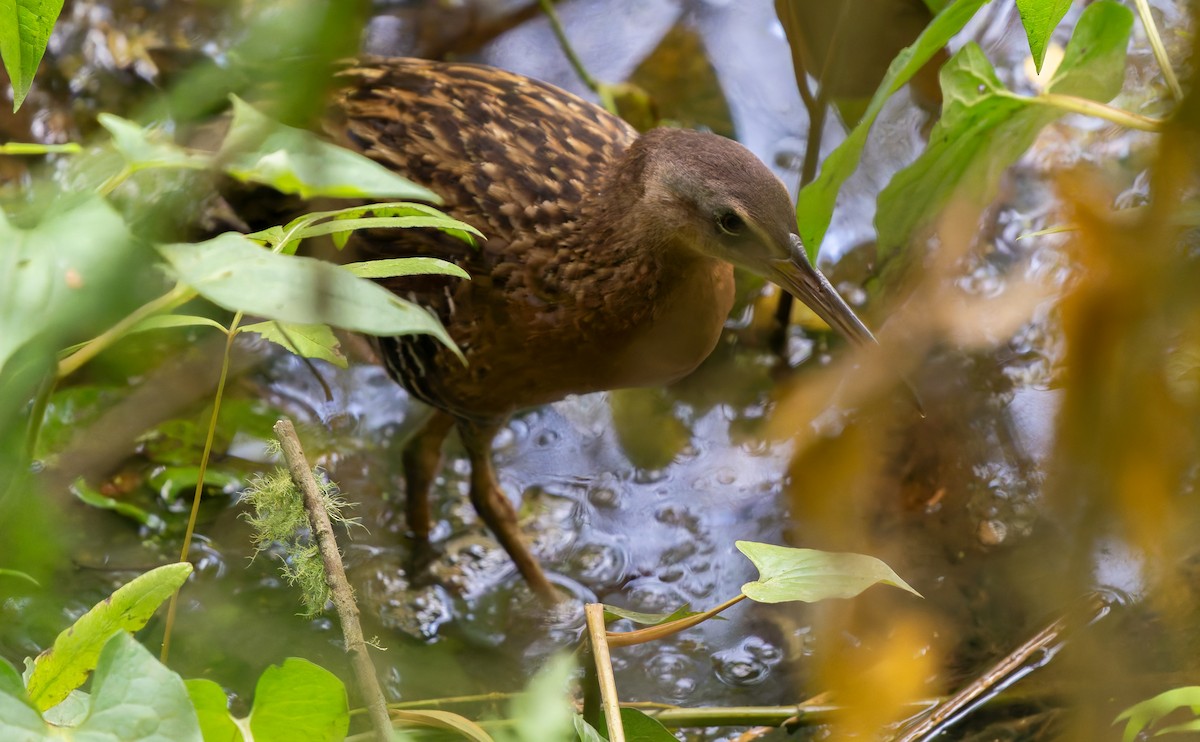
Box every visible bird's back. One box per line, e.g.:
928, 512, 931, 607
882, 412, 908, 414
326, 58, 650, 419
329, 57, 635, 262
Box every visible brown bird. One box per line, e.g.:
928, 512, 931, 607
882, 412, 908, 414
326, 57, 877, 600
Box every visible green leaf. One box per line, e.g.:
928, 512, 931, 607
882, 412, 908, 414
70, 477, 161, 528
75, 632, 203, 741
0, 656, 25, 699
97, 114, 209, 171
504, 654, 577, 742
875, 0, 1131, 254
25, 562, 193, 711
147, 466, 240, 502
601, 603, 700, 627
186, 678, 245, 742
0, 685, 47, 740
158, 234, 459, 356
0, 568, 39, 587
573, 716, 606, 742
736, 541, 921, 604
794, 0, 989, 259
0, 0, 65, 110
1045, 0, 1132, 100
247, 658, 349, 742
391, 709, 492, 741
296, 215, 480, 243
271, 202, 481, 255
129, 313, 231, 335
1016, 0, 1072, 72
617, 708, 676, 742
238, 321, 347, 368
221, 96, 440, 202
1114, 686, 1200, 742
342, 257, 469, 280
0, 195, 135, 377
42, 689, 88, 726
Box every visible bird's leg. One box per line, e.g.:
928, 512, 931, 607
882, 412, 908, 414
457, 419, 559, 602
401, 410, 455, 541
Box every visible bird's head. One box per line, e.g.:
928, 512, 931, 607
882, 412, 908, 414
633, 128, 876, 348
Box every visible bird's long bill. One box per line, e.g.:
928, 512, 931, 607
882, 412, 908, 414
769, 234, 877, 348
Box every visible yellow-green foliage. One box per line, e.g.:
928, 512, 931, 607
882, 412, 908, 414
241, 461, 357, 616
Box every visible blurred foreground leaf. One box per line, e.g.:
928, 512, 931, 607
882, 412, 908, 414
1115, 686, 1200, 742
158, 233, 458, 354
79, 632, 202, 740
875, 0, 1131, 254
1016, 0, 1073, 72
0, 196, 134, 378
98, 114, 208, 172
736, 541, 920, 603
0, 0, 65, 110
500, 654, 576, 742
25, 562, 192, 711
221, 96, 440, 202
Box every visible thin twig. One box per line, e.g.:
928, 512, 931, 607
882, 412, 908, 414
57, 283, 194, 379
538, 0, 619, 116
1133, 0, 1183, 101
161, 310, 243, 664
273, 418, 394, 742
1037, 93, 1166, 131
890, 592, 1113, 742
586, 603, 624, 742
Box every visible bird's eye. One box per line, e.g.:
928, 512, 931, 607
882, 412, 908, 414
716, 211, 744, 236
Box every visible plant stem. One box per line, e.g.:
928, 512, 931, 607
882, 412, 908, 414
537, 0, 620, 116
57, 283, 196, 379
1037, 93, 1165, 132
586, 603, 624, 742
1133, 0, 1183, 101
606, 593, 748, 647
0, 143, 83, 155
160, 310, 241, 664
274, 418, 394, 742
24, 375, 57, 461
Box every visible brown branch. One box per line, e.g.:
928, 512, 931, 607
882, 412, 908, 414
273, 418, 393, 742
586, 603, 624, 742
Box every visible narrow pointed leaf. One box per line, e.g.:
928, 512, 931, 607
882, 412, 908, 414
25, 562, 193, 711
342, 257, 469, 280
1016, 0, 1073, 72
601, 603, 700, 627
736, 541, 920, 604
0, 0, 65, 110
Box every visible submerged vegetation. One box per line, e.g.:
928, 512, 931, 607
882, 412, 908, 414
1, 0, 1199, 739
